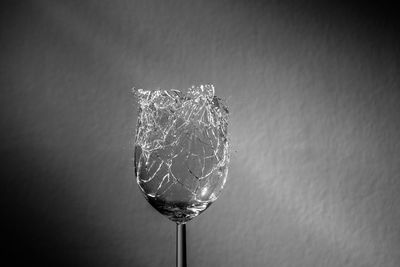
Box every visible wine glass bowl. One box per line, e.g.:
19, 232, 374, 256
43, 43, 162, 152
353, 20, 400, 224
134, 85, 229, 224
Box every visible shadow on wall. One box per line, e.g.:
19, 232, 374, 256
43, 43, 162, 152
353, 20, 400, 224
1, 145, 137, 266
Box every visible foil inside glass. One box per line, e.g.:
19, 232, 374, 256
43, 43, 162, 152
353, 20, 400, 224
134, 85, 229, 223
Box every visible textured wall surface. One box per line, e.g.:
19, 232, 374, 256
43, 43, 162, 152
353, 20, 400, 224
1, 1, 400, 266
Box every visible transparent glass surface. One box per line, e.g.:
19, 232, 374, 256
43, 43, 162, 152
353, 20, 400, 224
134, 85, 229, 223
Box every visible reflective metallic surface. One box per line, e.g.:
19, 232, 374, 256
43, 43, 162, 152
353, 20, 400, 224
134, 86, 229, 223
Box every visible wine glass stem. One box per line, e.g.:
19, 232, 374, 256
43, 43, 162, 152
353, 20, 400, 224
176, 223, 187, 267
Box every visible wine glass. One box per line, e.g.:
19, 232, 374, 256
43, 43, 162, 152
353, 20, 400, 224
134, 85, 229, 267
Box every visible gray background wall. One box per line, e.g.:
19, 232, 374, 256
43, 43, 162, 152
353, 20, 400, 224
1, 1, 399, 266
